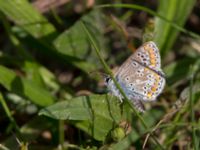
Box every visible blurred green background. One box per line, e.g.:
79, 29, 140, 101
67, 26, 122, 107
0, 0, 200, 150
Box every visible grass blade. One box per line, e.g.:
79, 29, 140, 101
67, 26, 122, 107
96, 3, 200, 43
155, 0, 196, 56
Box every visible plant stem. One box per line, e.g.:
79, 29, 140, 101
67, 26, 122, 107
59, 120, 65, 149
189, 66, 198, 150
0, 93, 22, 138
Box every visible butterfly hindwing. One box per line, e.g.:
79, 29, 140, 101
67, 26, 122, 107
116, 59, 165, 101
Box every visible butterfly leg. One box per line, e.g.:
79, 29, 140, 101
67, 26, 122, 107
131, 98, 145, 113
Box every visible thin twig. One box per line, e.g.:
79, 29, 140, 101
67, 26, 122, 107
143, 108, 178, 149
0, 93, 22, 139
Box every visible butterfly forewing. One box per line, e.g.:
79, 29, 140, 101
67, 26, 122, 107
132, 41, 161, 71
114, 41, 165, 101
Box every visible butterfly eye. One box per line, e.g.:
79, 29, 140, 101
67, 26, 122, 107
105, 77, 111, 83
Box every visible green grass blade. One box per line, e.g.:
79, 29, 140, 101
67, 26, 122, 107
0, 93, 21, 136
189, 65, 199, 150
155, 0, 196, 56
96, 3, 200, 43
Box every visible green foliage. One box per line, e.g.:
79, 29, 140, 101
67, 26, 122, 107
0, 0, 56, 38
53, 10, 107, 72
155, 0, 196, 56
0, 65, 54, 106
164, 57, 197, 86
0, 0, 200, 150
39, 94, 121, 141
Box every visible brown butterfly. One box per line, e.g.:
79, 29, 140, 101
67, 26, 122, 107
105, 41, 165, 112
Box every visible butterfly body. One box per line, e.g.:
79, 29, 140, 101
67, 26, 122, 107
105, 41, 165, 112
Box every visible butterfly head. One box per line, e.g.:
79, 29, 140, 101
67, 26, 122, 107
104, 75, 112, 85
104, 75, 124, 101
104, 75, 114, 91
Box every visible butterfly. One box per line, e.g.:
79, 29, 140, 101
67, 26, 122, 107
105, 41, 165, 112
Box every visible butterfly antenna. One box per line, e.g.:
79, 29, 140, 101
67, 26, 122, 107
88, 70, 108, 78
109, 14, 136, 52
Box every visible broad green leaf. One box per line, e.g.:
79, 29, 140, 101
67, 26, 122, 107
22, 59, 61, 93
39, 67, 60, 92
0, 1, 106, 73
0, 0, 56, 39
155, 0, 196, 56
39, 101, 92, 121
0, 65, 55, 106
39, 94, 122, 141
22, 61, 47, 89
75, 118, 116, 141
39, 94, 121, 121
54, 10, 107, 71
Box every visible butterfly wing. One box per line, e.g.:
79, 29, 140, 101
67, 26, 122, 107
115, 41, 165, 101
116, 41, 162, 74
132, 41, 162, 72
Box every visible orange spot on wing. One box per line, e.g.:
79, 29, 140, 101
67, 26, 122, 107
144, 45, 148, 50
151, 86, 157, 92
147, 92, 152, 98
147, 73, 161, 99
149, 48, 154, 54
144, 44, 157, 67
150, 56, 156, 66
151, 59, 156, 63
